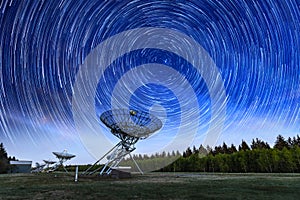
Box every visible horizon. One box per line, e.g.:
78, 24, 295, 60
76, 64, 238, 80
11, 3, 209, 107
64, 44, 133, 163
2, 130, 298, 166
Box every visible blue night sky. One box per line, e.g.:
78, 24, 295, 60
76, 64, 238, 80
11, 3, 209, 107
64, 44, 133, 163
0, 0, 299, 165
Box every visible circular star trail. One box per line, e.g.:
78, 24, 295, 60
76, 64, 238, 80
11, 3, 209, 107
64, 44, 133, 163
0, 0, 299, 163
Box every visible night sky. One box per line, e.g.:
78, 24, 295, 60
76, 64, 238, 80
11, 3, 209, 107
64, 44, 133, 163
0, 0, 299, 165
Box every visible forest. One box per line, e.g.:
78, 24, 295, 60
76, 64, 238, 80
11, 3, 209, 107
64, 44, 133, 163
123, 134, 300, 173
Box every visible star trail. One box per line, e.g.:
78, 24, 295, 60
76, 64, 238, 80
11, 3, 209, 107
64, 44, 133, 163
0, 0, 299, 164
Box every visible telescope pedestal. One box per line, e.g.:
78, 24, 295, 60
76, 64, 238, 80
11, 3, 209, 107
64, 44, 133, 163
47, 158, 69, 173
83, 140, 143, 175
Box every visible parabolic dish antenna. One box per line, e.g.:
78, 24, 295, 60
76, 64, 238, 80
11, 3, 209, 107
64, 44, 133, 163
43, 160, 56, 165
48, 150, 76, 173
83, 109, 162, 175
43, 160, 56, 170
100, 109, 162, 139
53, 151, 76, 160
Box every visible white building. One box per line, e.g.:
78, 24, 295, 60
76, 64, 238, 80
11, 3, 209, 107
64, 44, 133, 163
9, 160, 32, 173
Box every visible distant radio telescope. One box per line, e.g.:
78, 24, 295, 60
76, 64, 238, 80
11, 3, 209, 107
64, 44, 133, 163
49, 150, 76, 173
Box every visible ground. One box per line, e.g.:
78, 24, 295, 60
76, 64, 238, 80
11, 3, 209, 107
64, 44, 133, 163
0, 172, 300, 199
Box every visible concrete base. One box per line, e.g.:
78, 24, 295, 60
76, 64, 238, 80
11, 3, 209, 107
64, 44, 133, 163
111, 166, 132, 179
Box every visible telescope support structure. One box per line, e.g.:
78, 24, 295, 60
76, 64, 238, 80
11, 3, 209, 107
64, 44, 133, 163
83, 136, 143, 175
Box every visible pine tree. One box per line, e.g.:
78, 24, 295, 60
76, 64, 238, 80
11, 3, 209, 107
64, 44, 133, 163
222, 142, 229, 154
0, 143, 8, 159
184, 147, 193, 157
238, 140, 250, 151
274, 135, 289, 150
193, 146, 199, 154
0, 143, 9, 173
228, 144, 237, 154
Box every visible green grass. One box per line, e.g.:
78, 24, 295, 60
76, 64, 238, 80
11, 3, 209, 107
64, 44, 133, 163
0, 172, 300, 199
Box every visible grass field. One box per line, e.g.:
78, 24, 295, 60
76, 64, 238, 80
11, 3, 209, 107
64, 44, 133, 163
0, 172, 300, 199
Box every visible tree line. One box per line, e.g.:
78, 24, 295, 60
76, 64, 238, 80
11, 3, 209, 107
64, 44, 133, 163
122, 134, 300, 173
160, 134, 300, 173
2, 134, 300, 173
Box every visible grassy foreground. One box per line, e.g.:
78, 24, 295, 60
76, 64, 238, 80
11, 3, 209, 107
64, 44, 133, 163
0, 172, 300, 199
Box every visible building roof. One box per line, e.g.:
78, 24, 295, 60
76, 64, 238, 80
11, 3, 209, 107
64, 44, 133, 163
10, 160, 32, 165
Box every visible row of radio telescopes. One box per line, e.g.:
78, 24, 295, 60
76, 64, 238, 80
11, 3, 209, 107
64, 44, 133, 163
33, 109, 163, 175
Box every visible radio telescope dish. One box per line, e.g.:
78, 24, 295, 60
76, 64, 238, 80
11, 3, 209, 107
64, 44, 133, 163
100, 109, 162, 139
47, 150, 76, 173
53, 150, 76, 160
43, 160, 56, 171
43, 160, 56, 165
83, 109, 162, 176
